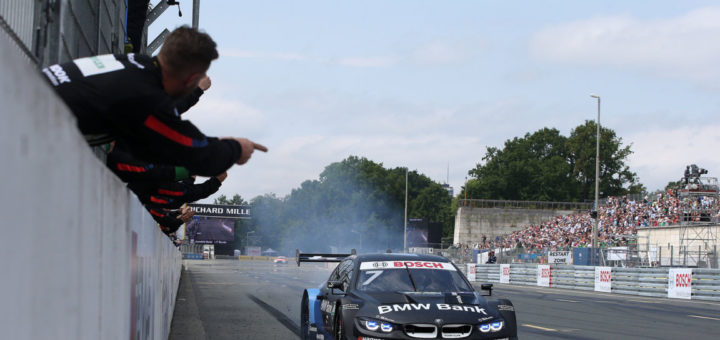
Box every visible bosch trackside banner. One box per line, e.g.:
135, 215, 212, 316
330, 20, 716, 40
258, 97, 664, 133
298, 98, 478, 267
246, 246, 261, 256
500, 264, 510, 284
537, 265, 550, 287
595, 266, 612, 293
466, 264, 476, 281
668, 268, 692, 299
548, 251, 572, 264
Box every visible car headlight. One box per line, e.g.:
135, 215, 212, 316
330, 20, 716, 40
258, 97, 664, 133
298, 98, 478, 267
478, 320, 503, 333
365, 320, 379, 331
360, 318, 395, 333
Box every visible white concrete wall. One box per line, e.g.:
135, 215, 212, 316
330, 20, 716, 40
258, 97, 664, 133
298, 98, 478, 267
454, 206, 577, 245
0, 36, 181, 339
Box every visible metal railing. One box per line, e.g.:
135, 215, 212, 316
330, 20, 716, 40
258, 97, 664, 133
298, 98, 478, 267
0, 0, 39, 64
1, 0, 128, 67
471, 263, 720, 302
458, 199, 591, 211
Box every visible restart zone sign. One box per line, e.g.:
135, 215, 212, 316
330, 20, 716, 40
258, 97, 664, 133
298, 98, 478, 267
548, 251, 572, 264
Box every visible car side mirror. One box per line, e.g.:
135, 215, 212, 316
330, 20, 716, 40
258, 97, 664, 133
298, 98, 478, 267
480, 283, 493, 296
327, 280, 345, 293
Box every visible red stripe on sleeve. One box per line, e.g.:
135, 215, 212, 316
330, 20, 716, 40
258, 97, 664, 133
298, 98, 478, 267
144, 115, 193, 146
158, 189, 185, 196
149, 209, 165, 217
150, 196, 169, 204
116, 163, 147, 172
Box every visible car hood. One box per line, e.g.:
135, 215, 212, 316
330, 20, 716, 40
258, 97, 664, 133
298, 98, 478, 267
352, 291, 501, 324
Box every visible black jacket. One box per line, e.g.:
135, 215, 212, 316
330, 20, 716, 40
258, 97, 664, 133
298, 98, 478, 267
146, 206, 184, 235
43, 53, 239, 176
106, 144, 189, 183
128, 176, 222, 209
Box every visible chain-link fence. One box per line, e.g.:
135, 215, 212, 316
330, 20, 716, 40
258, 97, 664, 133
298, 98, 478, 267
458, 199, 591, 211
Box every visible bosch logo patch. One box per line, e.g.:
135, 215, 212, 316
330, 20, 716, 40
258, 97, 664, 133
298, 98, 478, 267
502, 267, 510, 276
600, 270, 611, 283
541, 268, 550, 278
394, 261, 445, 269
676, 273, 691, 288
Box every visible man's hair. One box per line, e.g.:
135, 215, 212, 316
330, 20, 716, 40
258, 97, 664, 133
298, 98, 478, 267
159, 26, 218, 74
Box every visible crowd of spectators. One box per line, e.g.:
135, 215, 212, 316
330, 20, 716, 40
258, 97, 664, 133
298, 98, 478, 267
470, 191, 720, 252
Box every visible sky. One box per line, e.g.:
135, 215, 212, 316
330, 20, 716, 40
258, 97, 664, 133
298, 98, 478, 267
150, 1, 720, 202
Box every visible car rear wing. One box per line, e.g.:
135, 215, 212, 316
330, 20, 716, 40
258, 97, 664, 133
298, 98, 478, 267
296, 249, 356, 266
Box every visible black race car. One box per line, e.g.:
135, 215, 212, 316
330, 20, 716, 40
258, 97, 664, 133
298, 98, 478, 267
297, 251, 517, 339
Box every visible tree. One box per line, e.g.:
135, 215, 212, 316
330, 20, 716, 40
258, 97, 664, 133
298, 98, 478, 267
566, 120, 645, 198
214, 194, 248, 206
464, 123, 644, 202
467, 128, 577, 201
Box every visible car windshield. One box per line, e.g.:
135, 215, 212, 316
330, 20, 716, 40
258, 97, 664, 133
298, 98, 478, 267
355, 261, 474, 293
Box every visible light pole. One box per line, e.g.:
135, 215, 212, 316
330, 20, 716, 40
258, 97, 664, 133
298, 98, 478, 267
590, 94, 600, 251
246, 230, 255, 252
404, 167, 408, 253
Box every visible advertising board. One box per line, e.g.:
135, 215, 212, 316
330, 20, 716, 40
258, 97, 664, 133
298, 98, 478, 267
594, 266, 612, 293
466, 264, 476, 281
500, 264, 510, 284
668, 268, 692, 299
537, 265, 550, 287
246, 246, 261, 256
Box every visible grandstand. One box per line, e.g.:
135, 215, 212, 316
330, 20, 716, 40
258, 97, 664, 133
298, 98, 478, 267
464, 166, 720, 268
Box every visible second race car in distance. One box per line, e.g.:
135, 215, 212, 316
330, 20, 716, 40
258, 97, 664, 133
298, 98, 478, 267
298, 252, 518, 339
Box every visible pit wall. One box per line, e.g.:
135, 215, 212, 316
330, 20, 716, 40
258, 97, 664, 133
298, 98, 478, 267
0, 35, 181, 339
454, 207, 577, 245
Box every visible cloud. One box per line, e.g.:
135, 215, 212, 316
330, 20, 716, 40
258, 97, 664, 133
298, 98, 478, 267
410, 41, 471, 65
220, 48, 310, 62
626, 124, 720, 191
219, 38, 473, 69
185, 96, 268, 137
530, 6, 720, 83
337, 56, 398, 68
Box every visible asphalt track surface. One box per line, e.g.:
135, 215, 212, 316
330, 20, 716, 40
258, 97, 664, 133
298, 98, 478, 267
170, 259, 720, 340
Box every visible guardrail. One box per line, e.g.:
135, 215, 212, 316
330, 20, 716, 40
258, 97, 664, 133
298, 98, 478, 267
469, 264, 720, 302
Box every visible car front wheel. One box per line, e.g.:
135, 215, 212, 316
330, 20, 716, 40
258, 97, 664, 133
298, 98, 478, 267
300, 294, 311, 339
333, 306, 346, 340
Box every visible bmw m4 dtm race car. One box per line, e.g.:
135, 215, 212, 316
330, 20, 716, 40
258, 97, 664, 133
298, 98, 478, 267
297, 250, 518, 340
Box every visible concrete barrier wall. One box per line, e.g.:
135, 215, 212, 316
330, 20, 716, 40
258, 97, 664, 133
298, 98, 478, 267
0, 35, 181, 339
454, 206, 577, 245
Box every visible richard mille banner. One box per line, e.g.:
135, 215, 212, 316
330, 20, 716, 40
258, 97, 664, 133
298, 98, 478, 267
188, 204, 251, 218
